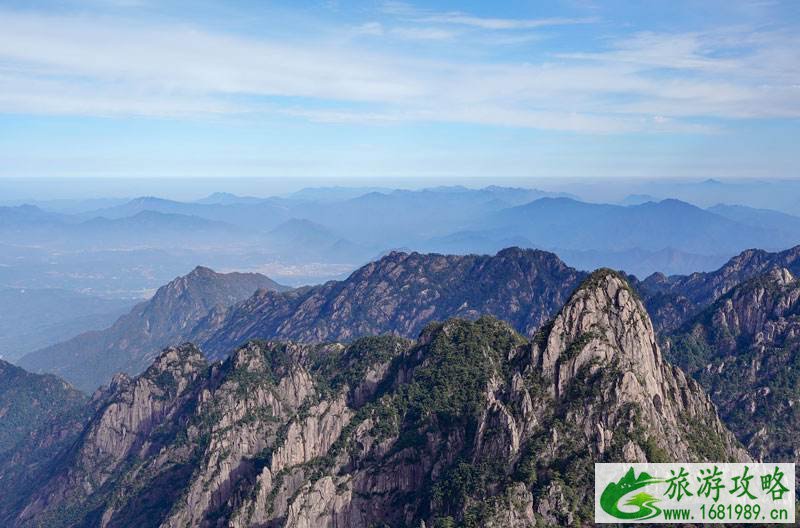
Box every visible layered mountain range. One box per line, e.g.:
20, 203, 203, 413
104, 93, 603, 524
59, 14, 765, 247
0, 270, 747, 527
6, 185, 800, 299
21, 248, 585, 391
5, 243, 800, 526
638, 245, 800, 331
23, 244, 800, 395
198, 247, 587, 360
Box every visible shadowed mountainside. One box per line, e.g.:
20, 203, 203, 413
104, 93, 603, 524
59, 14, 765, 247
19, 267, 288, 392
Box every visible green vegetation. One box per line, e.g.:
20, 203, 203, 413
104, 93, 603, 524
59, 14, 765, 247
403, 318, 519, 427
667, 331, 715, 374
308, 335, 410, 397
0, 360, 87, 454
683, 417, 732, 462
664, 273, 800, 465
580, 268, 642, 302
561, 330, 602, 361
0, 280, 747, 528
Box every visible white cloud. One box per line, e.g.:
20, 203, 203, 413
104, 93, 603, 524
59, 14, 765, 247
355, 22, 384, 36
389, 26, 457, 41
413, 14, 594, 30
380, 2, 595, 30
354, 21, 456, 41
0, 8, 797, 132
0, 11, 426, 103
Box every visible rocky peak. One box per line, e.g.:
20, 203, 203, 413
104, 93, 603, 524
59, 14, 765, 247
149, 342, 206, 370
541, 269, 662, 397
14, 344, 209, 525
5, 303, 748, 527
642, 271, 668, 286
151, 266, 281, 311
141, 343, 207, 392
188, 265, 216, 276
665, 266, 800, 461
532, 269, 748, 470
685, 268, 800, 355
495, 246, 558, 262
638, 245, 800, 332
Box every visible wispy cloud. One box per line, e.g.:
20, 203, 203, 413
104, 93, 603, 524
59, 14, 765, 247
413, 14, 595, 30
389, 26, 457, 40
381, 1, 595, 30
355, 21, 457, 41
0, 7, 797, 133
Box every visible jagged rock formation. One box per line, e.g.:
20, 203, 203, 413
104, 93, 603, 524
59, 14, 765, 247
665, 266, 800, 461
19, 267, 288, 392
13, 344, 210, 527
2, 270, 747, 527
637, 245, 800, 332
198, 247, 587, 359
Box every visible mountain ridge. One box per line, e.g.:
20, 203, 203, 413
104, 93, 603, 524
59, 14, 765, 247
198, 247, 587, 360
19, 266, 288, 392
0, 270, 747, 527
638, 244, 800, 331
664, 266, 800, 461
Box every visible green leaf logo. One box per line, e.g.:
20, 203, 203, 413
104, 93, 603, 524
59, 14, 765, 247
600, 467, 665, 520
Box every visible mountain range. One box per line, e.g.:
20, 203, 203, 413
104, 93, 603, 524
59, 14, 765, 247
476, 197, 795, 255
5, 179, 800, 525
199, 247, 588, 360
664, 267, 800, 462
638, 245, 800, 331
21, 248, 585, 391
4, 242, 800, 525
6, 186, 800, 300
0, 270, 748, 527
23, 243, 800, 396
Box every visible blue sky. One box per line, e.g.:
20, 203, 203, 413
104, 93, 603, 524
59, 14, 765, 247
0, 0, 799, 180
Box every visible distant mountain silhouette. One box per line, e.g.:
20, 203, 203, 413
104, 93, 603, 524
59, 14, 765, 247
481, 197, 793, 255
708, 203, 800, 233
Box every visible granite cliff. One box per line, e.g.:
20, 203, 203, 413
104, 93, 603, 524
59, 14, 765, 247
2, 270, 747, 527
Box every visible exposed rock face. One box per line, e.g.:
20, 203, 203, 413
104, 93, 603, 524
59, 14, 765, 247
19, 267, 287, 392
2, 270, 746, 527
535, 271, 739, 465
15, 344, 208, 526
665, 267, 800, 461
638, 245, 800, 332
200, 247, 586, 359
